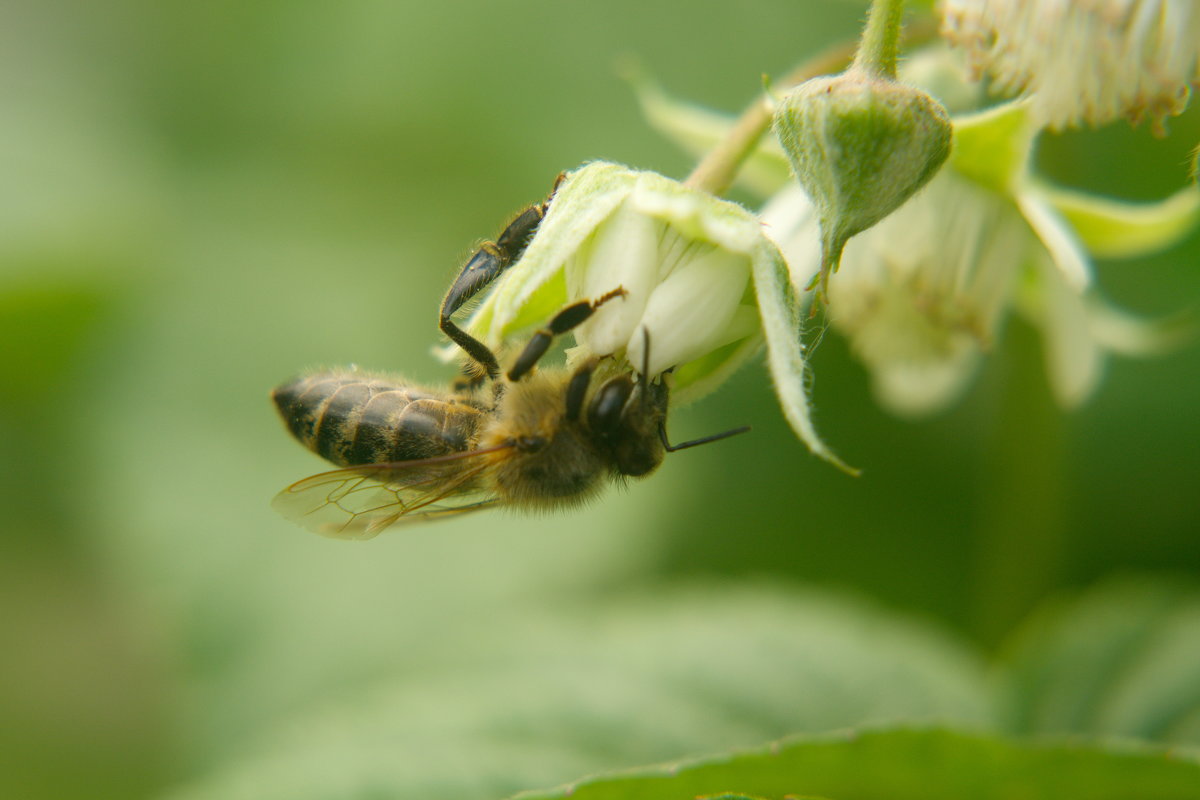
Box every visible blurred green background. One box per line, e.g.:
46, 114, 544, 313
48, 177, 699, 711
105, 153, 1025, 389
2, 1, 1199, 798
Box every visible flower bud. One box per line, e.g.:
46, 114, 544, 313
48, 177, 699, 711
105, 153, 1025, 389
773, 67, 953, 296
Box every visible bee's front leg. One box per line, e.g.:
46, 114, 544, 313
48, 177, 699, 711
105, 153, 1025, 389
506, 287, 627, 381
438, 176, 563, 383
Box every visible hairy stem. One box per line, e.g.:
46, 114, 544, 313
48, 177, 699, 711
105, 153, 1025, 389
683, 42, 854, 196
854, 0, 906, 79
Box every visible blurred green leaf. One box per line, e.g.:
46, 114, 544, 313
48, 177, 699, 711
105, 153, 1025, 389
165, 585, 989, 800
998, 577, 1200, 746
518, 727, 1200, 800
0, 280, 108, 412
6, 3, 1200, 800
0, 278, 117, 548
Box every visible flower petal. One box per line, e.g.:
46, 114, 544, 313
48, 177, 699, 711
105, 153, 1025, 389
872, 348, 982, 418
759, 183, 821, 293
1018, 190, 1093, 291
1087, 299, 1197, 356
1027, 253, 1104, 408
626, 247, 751, 376
669, 326, 761, 405
569, 200, 660, 356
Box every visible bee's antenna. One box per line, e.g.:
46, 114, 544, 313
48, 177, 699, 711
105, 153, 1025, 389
659, 423, 751, 452
639, 326, 651, 376
641, 326, 751, 451
637, 326, 654, 407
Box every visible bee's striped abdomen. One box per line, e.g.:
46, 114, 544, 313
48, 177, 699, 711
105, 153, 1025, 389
272, 371, 486, 467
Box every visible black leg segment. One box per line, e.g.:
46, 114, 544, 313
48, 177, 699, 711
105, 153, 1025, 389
439, 210, 545, 380
438, 176, 565, 381
564, 360, 596, 421
506, 288, 626, 381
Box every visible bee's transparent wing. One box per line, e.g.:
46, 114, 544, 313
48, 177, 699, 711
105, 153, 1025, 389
272, 449, 506, 539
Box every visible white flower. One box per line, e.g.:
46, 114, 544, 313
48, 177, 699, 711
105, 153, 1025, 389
764, 102, 1199, 416
459, 161, 852, 470
562, 183, 756, 381
625, 56, 1199, 420
941, 0, 1200, 130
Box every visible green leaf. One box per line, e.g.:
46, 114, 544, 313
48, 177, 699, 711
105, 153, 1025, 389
517, 727, 1200, 800
0, 281, 108, 412
998, 577, 1200, 747
1039, 183, 1200, 260
166, 585, 987, 800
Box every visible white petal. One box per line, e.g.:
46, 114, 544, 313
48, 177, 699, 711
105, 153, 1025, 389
872, 349, 982, 418
669, 322, 762, 406
568, 201, 660, 357
626, 247, 751, 375
1018, 190, 1092, 291
1036, 254, 1103, 408
759, 184, 821, 293
1087, 299, 1196, 356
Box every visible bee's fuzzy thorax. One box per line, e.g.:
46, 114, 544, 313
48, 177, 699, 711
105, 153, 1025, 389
481, 368, 609, 508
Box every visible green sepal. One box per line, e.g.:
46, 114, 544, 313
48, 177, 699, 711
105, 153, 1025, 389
624, 68, 792, 196
1039, 182, 1200, 259
752, 238, 857, 474
950, 101, 1037, 193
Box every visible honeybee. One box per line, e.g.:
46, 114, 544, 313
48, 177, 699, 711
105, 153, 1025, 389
272, 183, 746, 537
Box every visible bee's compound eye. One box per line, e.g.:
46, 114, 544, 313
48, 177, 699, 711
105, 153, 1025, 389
587, 377, 634, 435
516, 435, 547, 452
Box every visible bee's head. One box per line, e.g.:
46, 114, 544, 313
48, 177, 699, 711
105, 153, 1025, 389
585, 371, 667, 478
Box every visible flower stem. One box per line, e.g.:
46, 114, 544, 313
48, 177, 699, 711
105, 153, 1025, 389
972, 324, 1068, 645
853, 0, 906, 79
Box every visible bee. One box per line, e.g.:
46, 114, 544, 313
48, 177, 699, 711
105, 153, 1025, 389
272, 182, 747, 537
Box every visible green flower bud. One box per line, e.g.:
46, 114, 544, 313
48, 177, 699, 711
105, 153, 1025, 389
773, 66, 953, 299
